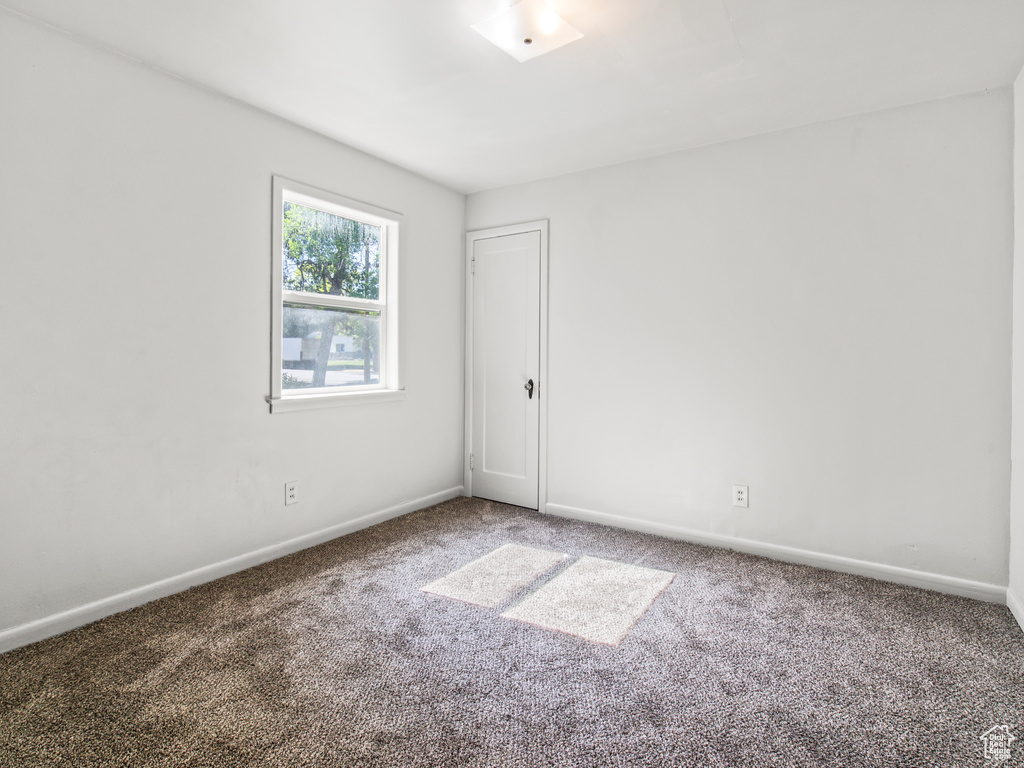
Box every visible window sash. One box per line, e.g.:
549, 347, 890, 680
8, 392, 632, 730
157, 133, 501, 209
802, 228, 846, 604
281, 301, 387, 395
283, 290, 385, 314
281, 201, 388, 305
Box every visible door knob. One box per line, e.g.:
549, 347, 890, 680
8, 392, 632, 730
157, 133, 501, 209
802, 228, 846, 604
524, 378, 534, 399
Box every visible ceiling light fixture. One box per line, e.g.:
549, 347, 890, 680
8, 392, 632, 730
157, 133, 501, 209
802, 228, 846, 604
472, 0, 583, 63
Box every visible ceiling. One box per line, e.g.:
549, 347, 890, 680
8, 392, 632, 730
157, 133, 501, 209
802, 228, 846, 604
5, 0, 1024, 192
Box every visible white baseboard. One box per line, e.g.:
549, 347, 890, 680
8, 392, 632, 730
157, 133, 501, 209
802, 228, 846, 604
0, 485, 464, 655
1008, 587, 1024, 633
544, 502, 1006, 604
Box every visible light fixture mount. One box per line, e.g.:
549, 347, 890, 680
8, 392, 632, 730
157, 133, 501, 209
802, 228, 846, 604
472, 0, 583, 63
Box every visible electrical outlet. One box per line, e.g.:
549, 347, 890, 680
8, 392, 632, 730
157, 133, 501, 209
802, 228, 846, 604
732, 484, 748, 508
285, 481, 298, 506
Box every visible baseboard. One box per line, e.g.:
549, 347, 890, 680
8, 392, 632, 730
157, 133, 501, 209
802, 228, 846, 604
544, 502, 1006, 604
1008, 587, 1024, 633
0, 485, 464, 655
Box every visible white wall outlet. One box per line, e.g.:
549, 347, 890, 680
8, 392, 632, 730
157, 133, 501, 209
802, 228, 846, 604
285, 481, 298, 506
732, 484, 748, 508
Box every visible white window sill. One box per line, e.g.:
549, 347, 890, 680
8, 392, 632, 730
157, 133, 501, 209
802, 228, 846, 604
267, 388, 405, 414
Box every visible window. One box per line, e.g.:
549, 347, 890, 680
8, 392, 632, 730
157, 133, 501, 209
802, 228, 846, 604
268, 177, 401, 413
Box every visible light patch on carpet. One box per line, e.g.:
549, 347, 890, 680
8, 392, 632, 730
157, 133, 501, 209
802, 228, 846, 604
421, 543, 568, 608
501, 555, 675, 646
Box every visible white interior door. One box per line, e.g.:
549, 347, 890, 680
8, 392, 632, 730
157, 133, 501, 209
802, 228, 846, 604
470, 230, 541, 509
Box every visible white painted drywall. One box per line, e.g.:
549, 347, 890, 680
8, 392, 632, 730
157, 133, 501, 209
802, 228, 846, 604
1010, 70, 1024, 630
467, 90, 1014, 586
0, 12, 465, 636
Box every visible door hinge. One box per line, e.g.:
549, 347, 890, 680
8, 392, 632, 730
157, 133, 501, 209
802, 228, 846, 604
471, 256, 475, 275
469, 452, 474, 470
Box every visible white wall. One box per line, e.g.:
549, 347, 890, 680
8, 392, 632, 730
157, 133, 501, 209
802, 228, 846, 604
468, 90, 1014, 591
0, 12, 465, 641
1010, 71, 1024, 629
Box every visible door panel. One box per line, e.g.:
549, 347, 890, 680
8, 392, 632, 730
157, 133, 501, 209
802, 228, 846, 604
471, 230, 541, 509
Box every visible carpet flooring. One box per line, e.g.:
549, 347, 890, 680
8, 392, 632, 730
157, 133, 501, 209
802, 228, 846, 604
499, 555, 675, 646
422, 543, 567, 608
1, 496, 1023, 767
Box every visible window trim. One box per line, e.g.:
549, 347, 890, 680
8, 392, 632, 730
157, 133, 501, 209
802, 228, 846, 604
268, 176, 402, 414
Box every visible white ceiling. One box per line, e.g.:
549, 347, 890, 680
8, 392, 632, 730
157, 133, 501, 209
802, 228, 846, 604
6, 0, 1024, 192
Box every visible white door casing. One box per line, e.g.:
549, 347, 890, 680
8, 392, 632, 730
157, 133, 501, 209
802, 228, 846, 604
465, 222, 548, 510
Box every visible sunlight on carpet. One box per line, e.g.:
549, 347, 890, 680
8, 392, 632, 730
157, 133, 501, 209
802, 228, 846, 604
501, 555, 675, 646
420, 543, 567, 608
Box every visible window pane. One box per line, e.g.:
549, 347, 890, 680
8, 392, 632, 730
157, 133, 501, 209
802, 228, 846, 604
282, 303, 381, 390
282, 201, 380, 300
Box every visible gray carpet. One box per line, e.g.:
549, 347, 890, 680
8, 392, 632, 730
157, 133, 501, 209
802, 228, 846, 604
1, 496, 1022, 767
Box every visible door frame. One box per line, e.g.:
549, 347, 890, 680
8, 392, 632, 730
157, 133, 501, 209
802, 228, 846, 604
464, 220, 549, 509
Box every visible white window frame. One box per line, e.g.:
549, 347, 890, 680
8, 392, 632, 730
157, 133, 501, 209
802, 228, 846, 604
267, 176, 402, 414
